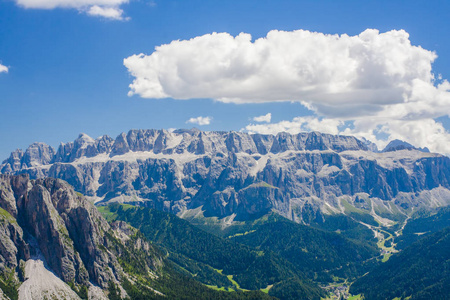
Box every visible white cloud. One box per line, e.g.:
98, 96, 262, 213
124, 29, 438, 111
246, 116, 450, 155
385, 119, 450, 155
343, 118, 450, 155
86, 5, 125, 20
125, 28, 450, 155
245, 116, 342, 136
186, 116, 212, 126
253, 113, 271, 123
15, 0, 129, 20
0, 63, 8, 73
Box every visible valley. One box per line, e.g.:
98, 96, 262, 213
0, 130, 449, 299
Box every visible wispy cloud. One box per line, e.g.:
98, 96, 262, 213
186, 116, 212, 126
245, 116, 342, 136
125, 28, 450, 154
252, 113, 271, 123
0, 63, 8, 73
15, 0, 129, 20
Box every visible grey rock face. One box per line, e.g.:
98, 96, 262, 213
53, 134, 115, 163
205, 183, 288, 220
0, 174, 166, 299
22, 143, 55, 168
0, 175, 30, 283
0, 149, 24, 173
19, 183, 88, 284
110, 220, 163, 271
0, 175, 19, 217
1, 142, 54, 173
0, 211, 29, 274
5, 175, 120, 287
0, 175, 126, 289
1, 130, 450, 222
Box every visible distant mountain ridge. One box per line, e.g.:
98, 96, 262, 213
2, 130, 370, 171
1, 129, 450, 223
382, 139, 430, 153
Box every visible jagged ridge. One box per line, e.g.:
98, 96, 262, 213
1, 130, 449, 223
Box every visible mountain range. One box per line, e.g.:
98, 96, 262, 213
0, 129, 450, 299
1, 129, 449, 225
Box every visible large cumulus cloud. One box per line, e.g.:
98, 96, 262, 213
124, 29, 438, 110
124, 29, 450, 154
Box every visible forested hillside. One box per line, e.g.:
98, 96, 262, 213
350, 226, 450, 299
231, 218, 379, 282
99, 203, 326, 299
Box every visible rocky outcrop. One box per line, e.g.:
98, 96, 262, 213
0, 175, 120, 287
0, 149, 23, 174
205, 183, 288, 220
53, 134, 114, 163
1, 130, 450, 222
3, 175, 121, 288
0, 211, 28, 274
1, 142, 54, 173
109, 220, 163, 274
0, 174, 164, 298
18, 183, 89, 284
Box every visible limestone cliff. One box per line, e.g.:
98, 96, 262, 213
2, 130, 450, 223
0, 174, 163, 299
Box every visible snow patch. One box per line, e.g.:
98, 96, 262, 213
249, 154, 269, 176
295, 169, 311, 177
165, 133, 183, 149
340, 149, 439, 172
317, 164, 340, 177
71, 151, 201, 166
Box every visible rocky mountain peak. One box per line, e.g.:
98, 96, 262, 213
383, 139, 430, 153
1, 143, 54, 173
22, 142, 55, 168
173, 127, 201, 135
74, 133, 95, 148
1, 149, 24, 173
53, 133, 115, 163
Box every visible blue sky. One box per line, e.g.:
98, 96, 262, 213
1, 0, 450, 159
